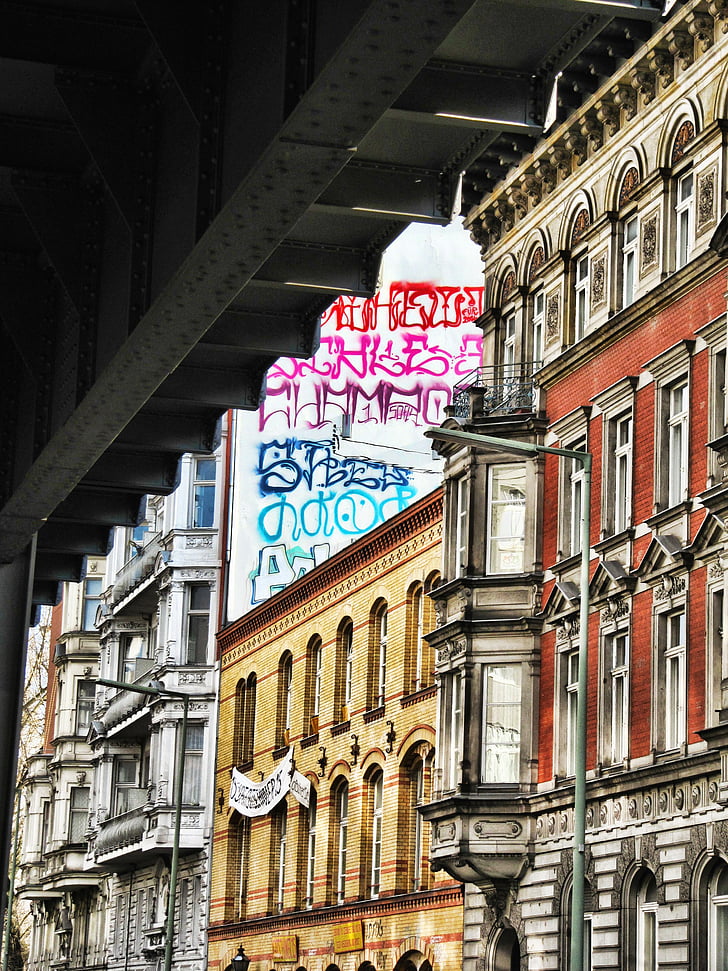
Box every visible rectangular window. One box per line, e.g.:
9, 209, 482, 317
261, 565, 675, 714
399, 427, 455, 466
75, 680, 96, 735
41, 801, 52, 855
186, 585, 210, 665
376, 611, 387, 708
623, 215, 638, 308
503, 311, 516, 374
68, 787, 89, 843
708, 588, 724, 729
442, 670, 463, 791
82, 576, 103, 630
614, 414, 632, 534
667, 381, 688, 506
480, 664, 521, 783
370, 775, 383, 897
676, 172, 693, 269
182, 724, 205, 805
532, 291, 545, 363
487, 464, 526, 574
607, 632, 629, 764
275, 809, 287, 913
113, 758, 144, 815
575, 254, 589, 341
663, 610, 686, 750
119, 633, 152, 683
454, 475, 468, 579
192, 457, 216, 528
305, 796, 317, 909
566, 649, 579, 777
336, 787, 348, 904
563, 443, 586, 559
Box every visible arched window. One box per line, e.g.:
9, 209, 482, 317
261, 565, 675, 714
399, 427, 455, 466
671, 120, 695, 271
696, 858, 728, 971
272, 803, 287, 913
277, 652, 293, 748
368, 771, 384, 897
410, 759, 426, 892
571, 207, 591, 343
369, 602, 388, 709
234, 673, 256, 767
407, 575, 439, 694
335, 618, 354, 722
332, 781, 349, 904
634, 870, 657, 971
227, 814, 250, 921
528, 245, 546, 363
618, 166, 641, 310
304, 636, 322, 735
304, 789, 317, 909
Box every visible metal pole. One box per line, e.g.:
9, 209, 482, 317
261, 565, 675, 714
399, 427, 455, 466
570, 455, 592, 971
96, 679, 189, 971
164, 694, 189, 971
1, 788, 22, 971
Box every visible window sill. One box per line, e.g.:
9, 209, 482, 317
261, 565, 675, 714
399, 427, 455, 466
300, 732, 319, 749
330, 720, 350, 737
401, 684, 437, 708
363, 706, 385, 724
272, 745, 290, 760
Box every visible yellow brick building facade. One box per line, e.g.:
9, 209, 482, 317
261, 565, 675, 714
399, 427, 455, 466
209, 488, 463, 971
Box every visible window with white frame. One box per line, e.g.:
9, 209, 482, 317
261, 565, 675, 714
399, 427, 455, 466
708, 864, 728, 970
411, 760, 425, 892
623, 215, 638, 308
304, 790, 317, 909
592, 377, 637, 539
564, 882, 594, 971
191, 456, 216, 528
565, 648, 579, 777
635, 871, 657, 971
613, 413, 633, 534
68, 786, 89, 843
675, 170, 693, 270
604, 630, 629, 765
119, 632, 151, 682
75, 680, 96, 735
369, 771, 383, 897
182, 724, 204, 804
561, 443, 586, 559
274, 805, 287, 913
440, 669, 463, 791
277, 652, 293, 747
667, 380, 689, 506
370, 603, 387, 709
312, 639, 322, 721
334, 783, 348, 904
113, 757, 143, 815
661, 608, 686, 750
185, 584, 210, 664
532, 290, 545, 363
487, 464, 526, 574
82, 575, 103, 630
574, 253, 589, 342
480, 664, 521, 783
645, 341, 693, 512
503, 310, 517, 375
708, 586, 724, 729
336, 619, 354, 722
454, 474, 469, 579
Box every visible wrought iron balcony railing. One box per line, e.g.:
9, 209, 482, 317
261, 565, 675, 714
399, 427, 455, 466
450, 362, 541, 420
110, 531, 164, 605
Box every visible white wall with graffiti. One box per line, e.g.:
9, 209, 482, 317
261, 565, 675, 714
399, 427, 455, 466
226, 220, 483, 620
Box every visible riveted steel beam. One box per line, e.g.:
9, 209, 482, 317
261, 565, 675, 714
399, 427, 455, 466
0, 0, 478, 564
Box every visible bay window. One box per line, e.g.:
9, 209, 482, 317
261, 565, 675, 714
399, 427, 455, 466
487, 464, 526, 574
480, 664, 521, 784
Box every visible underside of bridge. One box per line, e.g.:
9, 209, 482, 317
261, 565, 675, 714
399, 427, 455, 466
0, 0, 667, 907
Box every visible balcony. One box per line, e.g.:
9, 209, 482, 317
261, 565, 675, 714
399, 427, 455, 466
93, 800, 148, 858
110, 531, 165, 606
449, 362, 540, 420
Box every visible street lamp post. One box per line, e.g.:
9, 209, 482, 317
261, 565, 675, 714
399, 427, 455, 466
97, 678, 190, 971
424, 426, 592, 971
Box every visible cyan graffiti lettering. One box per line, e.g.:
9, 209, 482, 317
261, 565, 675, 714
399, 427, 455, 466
251, 542, 330, 603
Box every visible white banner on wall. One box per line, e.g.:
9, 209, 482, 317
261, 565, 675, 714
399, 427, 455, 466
229, 748, 311, 817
